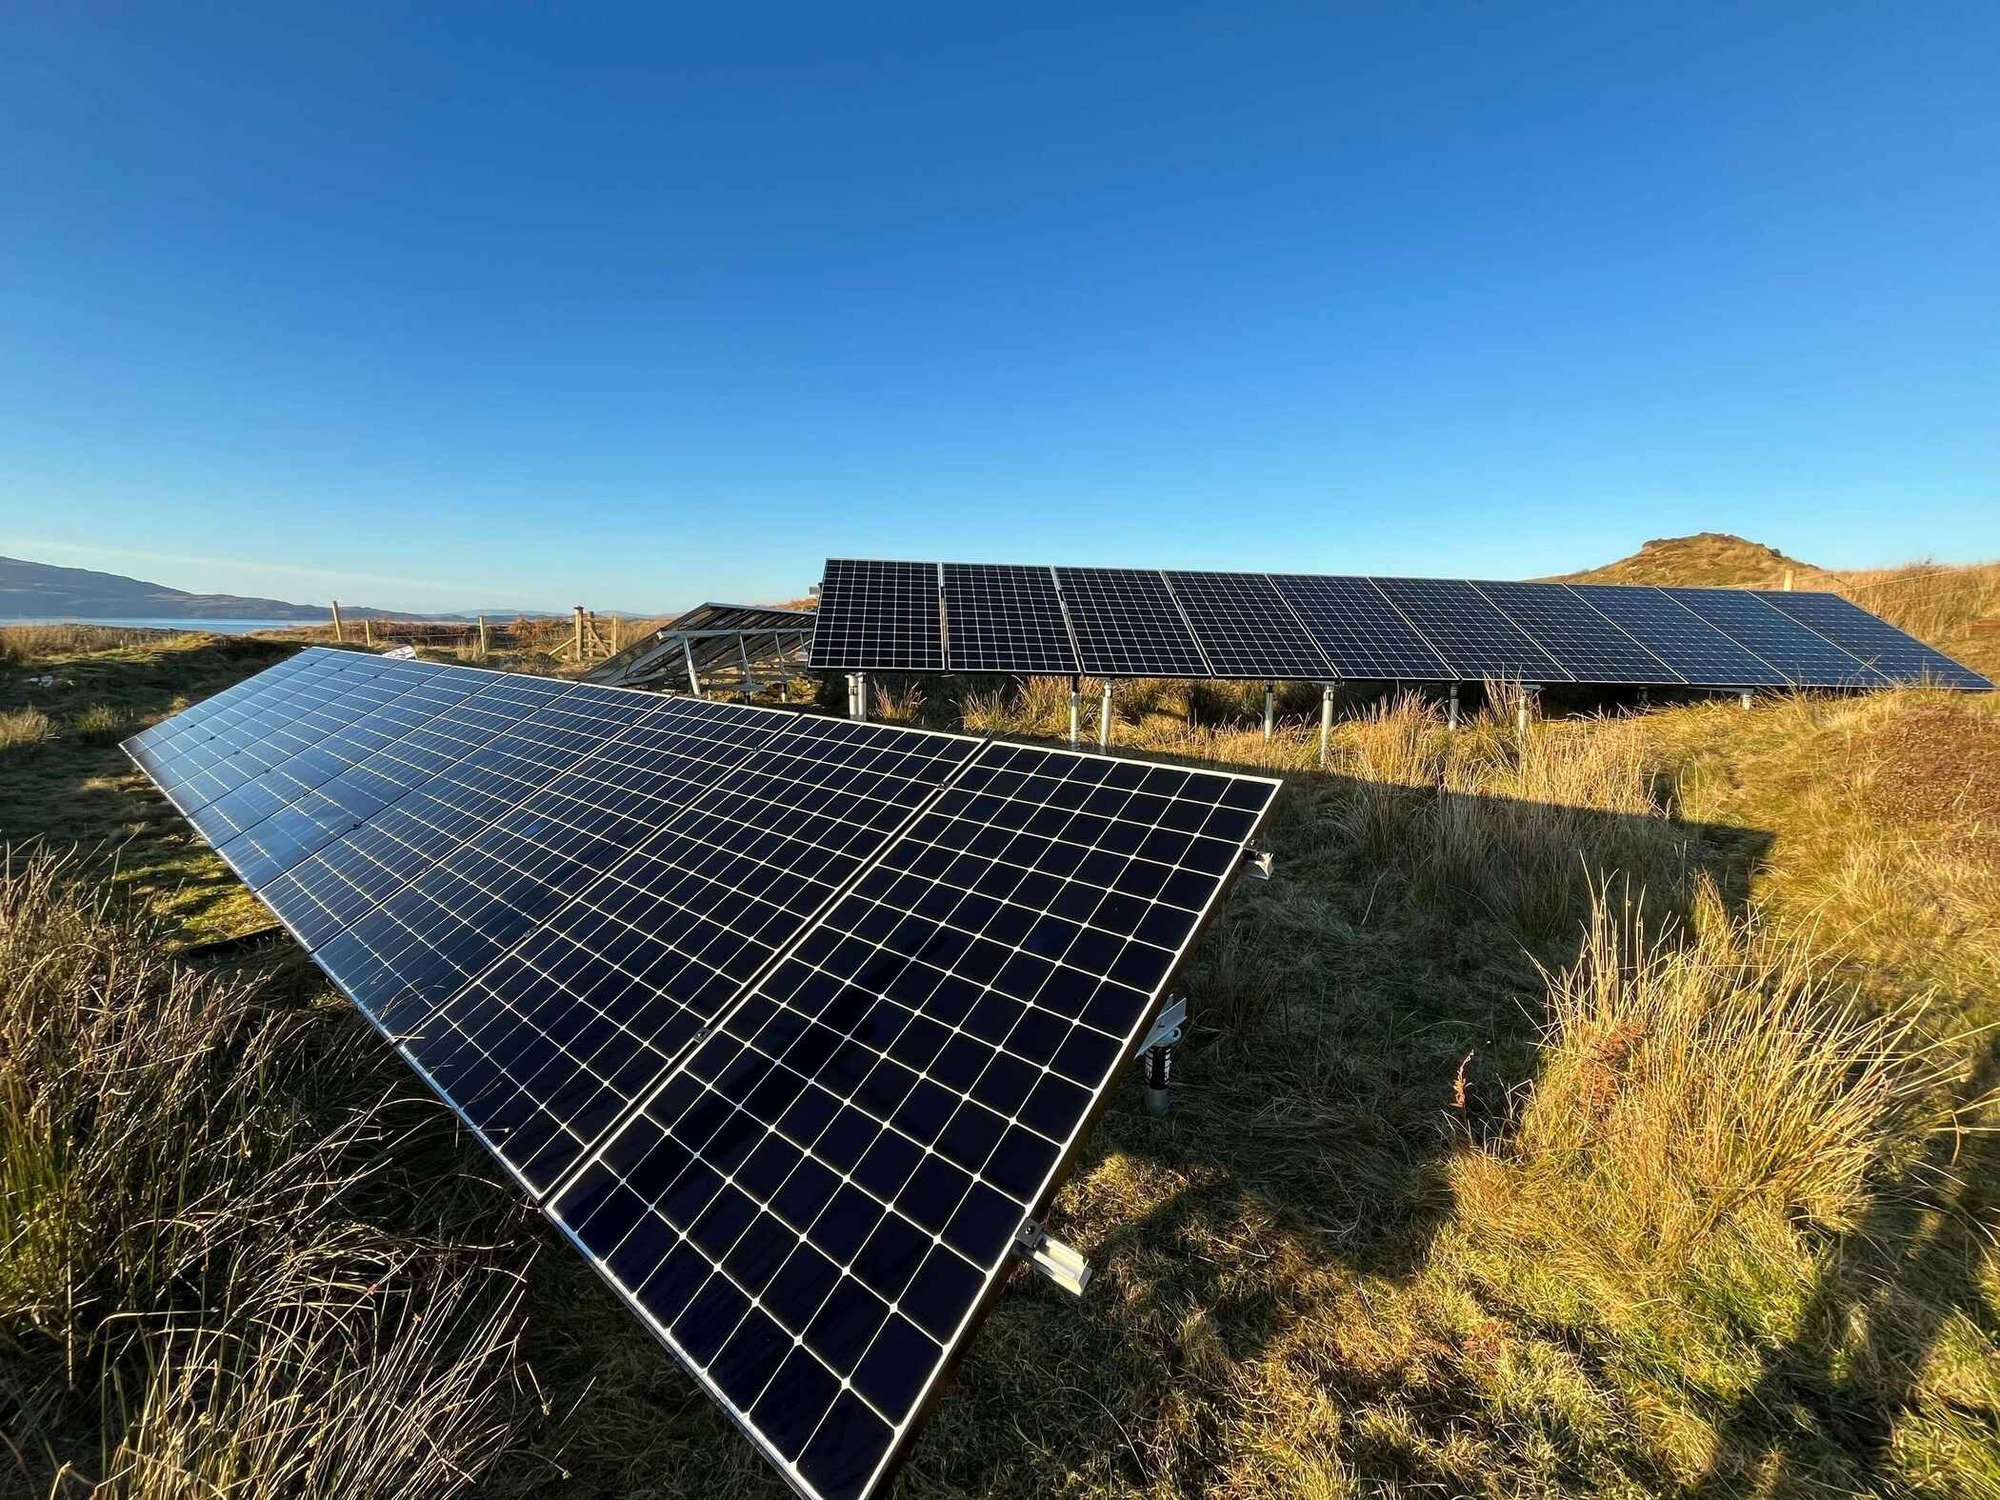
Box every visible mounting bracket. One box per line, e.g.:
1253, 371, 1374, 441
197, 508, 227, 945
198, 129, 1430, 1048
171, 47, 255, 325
1014, 1220, 1092, 1297
1243, 845, 1274, 880
1139, 995, 1186, 1116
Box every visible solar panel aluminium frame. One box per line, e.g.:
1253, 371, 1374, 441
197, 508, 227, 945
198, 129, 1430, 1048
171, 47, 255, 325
126, 649, 1281, 1500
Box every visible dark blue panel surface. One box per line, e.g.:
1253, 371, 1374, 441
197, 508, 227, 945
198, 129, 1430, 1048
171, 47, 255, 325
1164, 571, 1330, 679
1054, 568, 1210, 677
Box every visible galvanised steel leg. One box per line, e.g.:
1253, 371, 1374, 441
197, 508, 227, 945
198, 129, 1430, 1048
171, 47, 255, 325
1448, 682, 1460, 730
1098, 680, 1113, 750
1068, 676, 1081, 749
1319, 683, 1335, 769
1263, 682, 1276, 740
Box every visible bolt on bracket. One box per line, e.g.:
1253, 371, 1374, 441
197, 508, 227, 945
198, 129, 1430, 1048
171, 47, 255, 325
1014, 1220, 1092, 1298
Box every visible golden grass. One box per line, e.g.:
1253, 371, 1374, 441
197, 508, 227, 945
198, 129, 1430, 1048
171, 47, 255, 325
0, 705, 54, 752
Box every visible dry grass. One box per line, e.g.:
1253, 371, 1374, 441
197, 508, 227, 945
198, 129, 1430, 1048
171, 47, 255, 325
0, 705, 55, 752
0, 625, 179, 666
0, 847, 529, 1497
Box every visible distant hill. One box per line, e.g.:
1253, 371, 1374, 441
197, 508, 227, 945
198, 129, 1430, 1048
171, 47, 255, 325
0, 555, 551, 622
1549, 532, 1823, 588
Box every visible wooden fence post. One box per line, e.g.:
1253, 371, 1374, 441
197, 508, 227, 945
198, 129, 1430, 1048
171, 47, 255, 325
572, 605, 584, 661
330, 600, 344, 643
477, 615, 489, 658
362, 616, 373, 647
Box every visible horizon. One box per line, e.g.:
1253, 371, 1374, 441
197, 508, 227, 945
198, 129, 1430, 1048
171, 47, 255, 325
3, 5, 1997, 612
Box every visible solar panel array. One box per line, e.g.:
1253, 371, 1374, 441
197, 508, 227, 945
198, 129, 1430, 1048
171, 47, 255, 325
809, 560, 1992, 691
126, 649, 1279, 1500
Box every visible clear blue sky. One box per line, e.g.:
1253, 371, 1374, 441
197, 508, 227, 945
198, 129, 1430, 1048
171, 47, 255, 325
2, 4, 1996, 614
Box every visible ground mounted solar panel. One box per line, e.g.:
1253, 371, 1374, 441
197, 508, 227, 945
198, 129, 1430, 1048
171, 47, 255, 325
941, 563, 1079, 674
1369, 577, 1575, 683
811, 559, 1988, 696
553, 741, 1276, 1499
811, 560, 943, 673
1563, 585, 1790, 688
1054, 567, 1212, 677
1666, 588, 1889, 688
1756, 590, 1992, 690
126, 648, 1279, 1500
1268, 573, 1454, 679
1163, 570, 1332, 679
1471, 581, 1685, 686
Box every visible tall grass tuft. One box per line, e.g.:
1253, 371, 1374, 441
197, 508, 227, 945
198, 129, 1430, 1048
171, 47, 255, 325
0, 705, 55, 752
0, 847, 527, 1497
1450, 883, 1954, 1312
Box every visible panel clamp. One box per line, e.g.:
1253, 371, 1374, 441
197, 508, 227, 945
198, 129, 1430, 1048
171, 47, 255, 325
1013, 1220, 1092, 1298
1242, 845, 1274, 880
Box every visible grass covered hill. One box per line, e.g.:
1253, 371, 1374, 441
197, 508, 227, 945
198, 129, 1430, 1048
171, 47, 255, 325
1552, 531, 1820, 588
2, 549, 1998, 1499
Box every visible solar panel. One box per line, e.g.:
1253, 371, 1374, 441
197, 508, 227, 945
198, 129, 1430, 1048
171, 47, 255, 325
1665, 588, 1888, 688
941, 564, 1078, 674
554, 742, 1277, 1500
1053, 568, 1211, 677
1267, 574, 1453, 680
127, 652, 1280, 1500
809, 560, 943, 673
1756, 591, 1992, 690
1369, 578, 1574, 682
401, 715, 983, 1197
1163, 571, 1332, 679
1471, 581, 1685, 685
1562, 585, 1788, 687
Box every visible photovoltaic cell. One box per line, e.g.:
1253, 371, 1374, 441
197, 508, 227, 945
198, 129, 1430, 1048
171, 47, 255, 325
1267, 574, 1451, 679
1054, 567, 1211, 677
941, 564, 1078, 674
1666, 588, 1888, 688
1756, 591, 1992, 690
555, 743, 1277, 1500
1369, 577, 1574, 682
1471, 581, 1684, 685
1163, 571, 1331, 679
809, 560, 943, 673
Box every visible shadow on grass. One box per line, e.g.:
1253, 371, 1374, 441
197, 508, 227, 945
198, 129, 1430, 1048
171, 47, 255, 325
1690, 1035, 2000, 1495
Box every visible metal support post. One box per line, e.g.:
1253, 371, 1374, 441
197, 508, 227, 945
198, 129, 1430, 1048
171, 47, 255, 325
1068, 676, 1081, 750
1098, 680, 1113, 750
1638, 684, 1649, 709
1139, 997, 1186, 1116
1516, 684, 1539, 737
683, 638, 703, 698
1319, 683, 1335, 769
1447, 682, 1460, 730
738, 636, 760, 702
1740, 691, 1753, 710
1263, 682, 1276, 740
856, 672, 870, 723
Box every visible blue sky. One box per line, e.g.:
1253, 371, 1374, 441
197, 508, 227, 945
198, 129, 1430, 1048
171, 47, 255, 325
2, 4, 1995, 614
